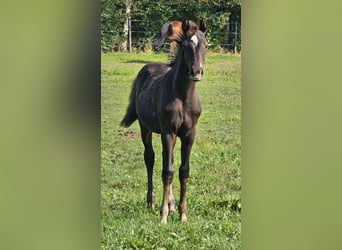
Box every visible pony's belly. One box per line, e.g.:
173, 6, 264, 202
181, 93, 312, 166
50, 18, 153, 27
135, 80, 163, 133
136, 106, 161, 133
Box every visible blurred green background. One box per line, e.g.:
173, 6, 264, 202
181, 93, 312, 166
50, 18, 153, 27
0, 1, 100, 250
242, 1, 342, 249
1, 0, 342, 249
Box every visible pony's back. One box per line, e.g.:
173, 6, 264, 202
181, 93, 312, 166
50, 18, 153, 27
120, 63, 171, 128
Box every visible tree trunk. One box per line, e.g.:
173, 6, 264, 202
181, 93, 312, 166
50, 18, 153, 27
121, 0, 132, 51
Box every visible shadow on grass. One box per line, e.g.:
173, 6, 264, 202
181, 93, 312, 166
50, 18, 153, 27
125, 60, 156, 64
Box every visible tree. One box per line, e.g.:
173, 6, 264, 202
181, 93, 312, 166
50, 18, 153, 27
101, 0, 241, 52
101, 0, 126, 52
121, 0, 133, 51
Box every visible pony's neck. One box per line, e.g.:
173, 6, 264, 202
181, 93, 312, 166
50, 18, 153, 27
171, 48, 196, 99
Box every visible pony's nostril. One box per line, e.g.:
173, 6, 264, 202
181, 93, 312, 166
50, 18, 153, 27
191, 67, 203, 76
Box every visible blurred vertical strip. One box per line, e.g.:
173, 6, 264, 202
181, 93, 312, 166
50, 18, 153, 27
0, 1, 100, 250
242, 0, 342, 249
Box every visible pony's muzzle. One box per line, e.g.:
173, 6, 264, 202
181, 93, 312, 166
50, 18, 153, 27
191, 67, 203, 81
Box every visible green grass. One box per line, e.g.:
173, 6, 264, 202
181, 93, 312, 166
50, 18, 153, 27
101, 52, 241, 249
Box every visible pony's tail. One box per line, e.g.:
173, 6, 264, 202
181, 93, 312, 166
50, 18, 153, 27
120, 79, 138, 128
152, 22, 170, 48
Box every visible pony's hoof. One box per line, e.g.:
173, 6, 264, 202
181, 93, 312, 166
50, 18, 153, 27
169, 200, 176, 213
180, 214, 187, 223
147, 193, 155, 209
160, 214, 168, 224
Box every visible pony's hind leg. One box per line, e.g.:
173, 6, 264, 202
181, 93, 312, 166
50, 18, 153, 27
140, 124, 155, 209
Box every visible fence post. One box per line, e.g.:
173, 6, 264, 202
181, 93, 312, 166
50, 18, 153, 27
234, 22, 238, 54
227, 19, 230, 50
128, 18, 132, 54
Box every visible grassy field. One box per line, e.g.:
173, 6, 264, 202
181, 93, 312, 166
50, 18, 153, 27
101, 52, 241, 249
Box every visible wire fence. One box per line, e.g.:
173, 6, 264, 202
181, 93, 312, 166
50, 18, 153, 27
127, 19, 241, 54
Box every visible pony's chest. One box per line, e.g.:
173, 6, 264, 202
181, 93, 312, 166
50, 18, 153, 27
160, 98, 201, 130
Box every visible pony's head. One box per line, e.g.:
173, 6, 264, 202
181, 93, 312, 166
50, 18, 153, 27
181, 18, 208, 81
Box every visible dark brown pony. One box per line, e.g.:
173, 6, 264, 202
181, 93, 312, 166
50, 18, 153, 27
121, 18, 208, 223
153, 18, 208, 62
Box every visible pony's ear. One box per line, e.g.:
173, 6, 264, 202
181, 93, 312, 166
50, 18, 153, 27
182, 18, 190, 34
200, 17, 208, 33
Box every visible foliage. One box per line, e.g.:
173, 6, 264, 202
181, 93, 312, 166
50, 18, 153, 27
101, 0, 126, 52
101, 0, 241, 52
101, 52, 241, 249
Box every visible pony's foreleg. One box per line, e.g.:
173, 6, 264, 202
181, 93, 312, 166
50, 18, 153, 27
179, 131, 195, 223
168, 183, 176, 213
140, 125, 155, 209
167, 151, 176, 213
160, 132, 176, 224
